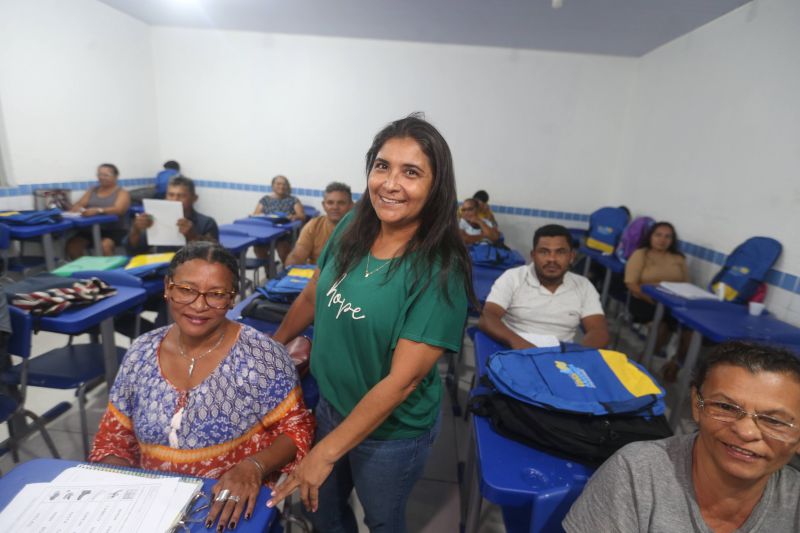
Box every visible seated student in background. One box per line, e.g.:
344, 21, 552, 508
472, 189, 498, 225
459, 197, 501, 245
126, 175, 218, 255
284, 181, 353, 266
66, 163, 131, 258
252, 175, 306, 266
90, 243, 314, 531
624, 221, 692, 382
564, 341, 800, 532
479, 224, 609, 348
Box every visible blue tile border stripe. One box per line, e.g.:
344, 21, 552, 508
2, 178, 797, 294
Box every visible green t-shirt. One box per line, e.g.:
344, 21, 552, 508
312, 213, 468, 439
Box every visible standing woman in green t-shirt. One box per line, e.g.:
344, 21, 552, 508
269, 114, 472, 532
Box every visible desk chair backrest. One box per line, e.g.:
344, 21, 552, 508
0, 223, 9, 251
70, 270, 144, 288
615, 216, 655, 263
710, 236, 782, 304
585, 207, 629, 254
154, 169, 179, 197
8, 306, 32, 361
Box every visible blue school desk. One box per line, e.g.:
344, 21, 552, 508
638, 284, 734, 370
6, 219, 74, 271
472, 265, 508, 307
591, 252, 625, 308
66, 213, 120, 256
578, 247, 624, 308
234, 216, 303, 243
0, 458, 278, 533
219, 231, 259, 295
462, 331, 595, 533
227, 292, 313, 339
23, 285, 147, 385
219, 223, 289, 279
666, 303, 800, 426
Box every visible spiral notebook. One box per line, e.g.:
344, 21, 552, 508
0, 464, 202, 532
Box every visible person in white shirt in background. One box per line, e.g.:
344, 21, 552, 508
479, 224, 609, 349
459, 197, 501, 246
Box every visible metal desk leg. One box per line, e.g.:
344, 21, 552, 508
238, 249, 248, 295
669, 330, 703, 429
641, 302, 664, 368
91, 223, 103, 255
582, 256, 591, 277
600, 268, 612, 308
268, 241, 278, 278
41, 233, 57, 271
99, 317, 119, 385
462, 421, 482, 533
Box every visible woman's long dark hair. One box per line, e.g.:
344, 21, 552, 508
334, 113, 476, 306
640, 221, 683, 256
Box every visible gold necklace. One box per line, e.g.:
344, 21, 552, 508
177, 330, 225, 377
364, 254, 392, 278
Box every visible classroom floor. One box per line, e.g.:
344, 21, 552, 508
0, 306, 695, 532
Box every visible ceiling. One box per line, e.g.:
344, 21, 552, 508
98, 0, 752, 57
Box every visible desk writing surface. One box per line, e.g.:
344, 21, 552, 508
68, 213, 119, 228
219, 232, 258, 254
34, 285, 147, 335
472, 401, 594, 507
592, 253, 625, 273
0, 459, 276, 532
6, 220, 74, 238
218, 223, 287, 244
669, 305, 800, 344
642, 284, 739, 311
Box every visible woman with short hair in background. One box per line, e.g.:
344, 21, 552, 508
66, 163, 131, 257
252, 174, 306, 266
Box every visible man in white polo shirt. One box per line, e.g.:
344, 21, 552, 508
479, 224, 609, 349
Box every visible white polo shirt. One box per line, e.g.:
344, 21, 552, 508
486, 265, 604, 342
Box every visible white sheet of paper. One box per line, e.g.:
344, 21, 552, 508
54, 466, 201, 532
518, 332, 560, 347
0, 479, 178, 533
659, 281, 717, 300
143, 199, 185, 247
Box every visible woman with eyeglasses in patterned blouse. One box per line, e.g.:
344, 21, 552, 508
90, 242, 314, 531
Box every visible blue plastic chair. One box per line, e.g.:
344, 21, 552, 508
3, 306, 126, 458
709, 237, 782, 304
1, 310, 61, 463
303, 205, 320, 220
0, 223, 48, 279
583, 206, 630, 255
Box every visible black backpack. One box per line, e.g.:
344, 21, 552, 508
469, 382, 673, 467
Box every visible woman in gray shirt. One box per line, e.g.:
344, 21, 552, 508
67, 163, 131, 258
564, 341, 800, 533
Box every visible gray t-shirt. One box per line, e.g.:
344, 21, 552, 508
563, 433, 800, 532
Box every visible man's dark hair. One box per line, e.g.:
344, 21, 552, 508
167, 241, 239, 293
168, 175, 196, 197
99, 163, 119, 177
164, 160, 181, 171
692, 341, 800, 391
473, 190, 489, 203
325, 181, 352, 201
533, 224, 574, 250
